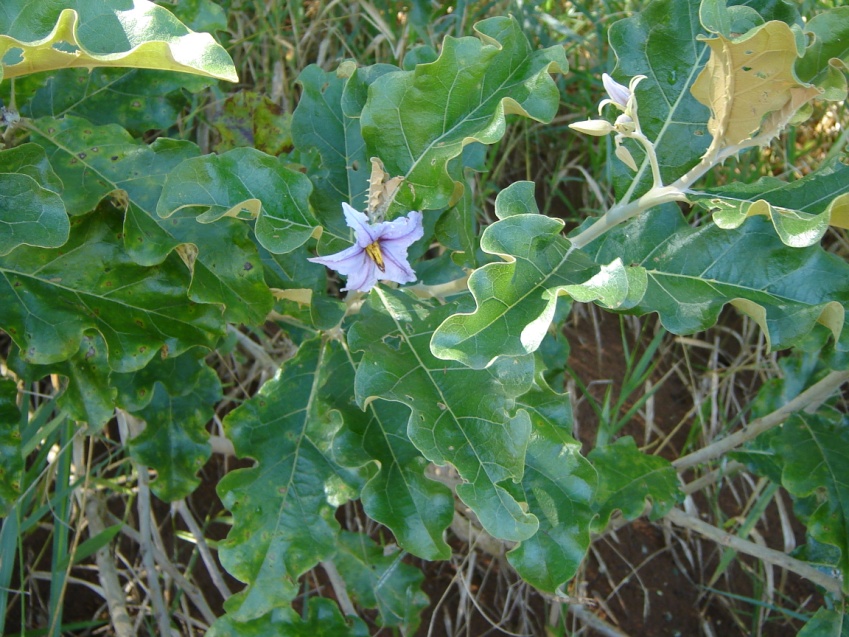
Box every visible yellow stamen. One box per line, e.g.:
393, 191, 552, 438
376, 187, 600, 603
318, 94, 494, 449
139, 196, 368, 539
365, 241, 385, 272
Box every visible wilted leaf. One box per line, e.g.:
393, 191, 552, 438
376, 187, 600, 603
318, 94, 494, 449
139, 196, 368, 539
212, 92, 293, 156
691, 20, 820, 149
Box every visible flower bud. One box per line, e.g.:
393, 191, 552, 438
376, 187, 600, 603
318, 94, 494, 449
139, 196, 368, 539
569, 119, 614, 137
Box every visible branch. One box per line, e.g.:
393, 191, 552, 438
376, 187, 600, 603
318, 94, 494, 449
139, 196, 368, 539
664, 508, 843, 596
673, 370, 849, 471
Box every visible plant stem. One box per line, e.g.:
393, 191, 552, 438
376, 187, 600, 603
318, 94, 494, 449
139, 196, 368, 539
665, 508, 843, 596
673, 370, 849, 471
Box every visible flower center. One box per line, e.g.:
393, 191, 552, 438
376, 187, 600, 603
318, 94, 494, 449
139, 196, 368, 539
364, 241, 386, 272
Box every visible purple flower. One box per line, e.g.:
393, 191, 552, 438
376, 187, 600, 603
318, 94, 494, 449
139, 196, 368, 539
309, 203, 424, 293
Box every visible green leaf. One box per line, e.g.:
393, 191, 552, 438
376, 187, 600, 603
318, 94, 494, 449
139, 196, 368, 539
691, 158, 849, 247
349, 288, 539, 542
431, 182, 645, 369
209, 598, 369, 637
0, 143, 69, 254
0, 378, 23, 512
326, 346, 453, 560
507, 370, 597, 593
0, 209, 223, 372
797, 7, 849, 102
360, 16, 567, 211
799, 607, 849, 637
114, 350, 214, 412
8, 333, 115, 428
587, 206, 849, 352
589, 436, 682, 528
0, 1, 236, 82
606, 0, 711, 197
334, 531, 429, 632
157, 147, 319, 256
216, 338, 363, 622
12, 67, 211, 135
128, 364, 220, 501
774, 413, 849, 593
29, 117, 273, 325
291, 63, 396, 248
0, 172, 67, 255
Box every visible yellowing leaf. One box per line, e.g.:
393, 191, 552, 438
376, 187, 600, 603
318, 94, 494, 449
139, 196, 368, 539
0, 5, 237, 83
691, 21, 819, 149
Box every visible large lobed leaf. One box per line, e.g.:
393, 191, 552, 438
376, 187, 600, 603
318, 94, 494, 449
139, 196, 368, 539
587, 206, 849, 352
128, 363, 221, 502
0, 378, 23, 513
508, 370, 597, 593
326, 346, 454, 561
0, 0, 236, 82
360, 16, 567, 211
589, 436, 682, 528
0, 144, 67, 255
28, 117, 274, 325
690, 159, 849, 248
216, 338, 363, 622
349, 288, 539, 542
0, 209, 223, 372
431, 182, 645, 369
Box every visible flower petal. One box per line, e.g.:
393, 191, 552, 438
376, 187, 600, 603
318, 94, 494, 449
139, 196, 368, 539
602, 73, 630, 108
342, 258, 380, 292
308, 244, 368, 276
375, 211, 424, 244
342, 202, 377, 246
